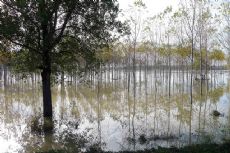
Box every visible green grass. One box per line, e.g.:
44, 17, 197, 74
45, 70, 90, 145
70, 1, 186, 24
37, 142, 230, 153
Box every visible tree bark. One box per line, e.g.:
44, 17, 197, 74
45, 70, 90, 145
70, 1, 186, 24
41, 68, 52, 118
3, 65, 7, 88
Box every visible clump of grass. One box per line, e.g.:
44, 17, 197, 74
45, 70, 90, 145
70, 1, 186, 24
86, 143, 103, 153
36, 150, 65, 153
127, 136, 136, 144
138, 134, 147, 144
43, 117, 54, 133
30, 115, 54, 134
149, 134, 178, 141
212, 110, 222, 117
30, 115, 43, 134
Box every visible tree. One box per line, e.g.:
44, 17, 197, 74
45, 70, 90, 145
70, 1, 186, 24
180, 0, 198, 145
0, 40, 11, 65
125, 0, 146, 77
0, 0, 125, 119
219, 1, 230, 52
209, 49, 225, 66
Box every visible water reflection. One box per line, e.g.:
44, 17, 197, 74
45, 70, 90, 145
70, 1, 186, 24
0, 70, 230, 152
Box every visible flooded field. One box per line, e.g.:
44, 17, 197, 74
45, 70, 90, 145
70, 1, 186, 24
0, 69, 230, 152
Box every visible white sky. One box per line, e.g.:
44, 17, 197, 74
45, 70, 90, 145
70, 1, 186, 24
118, 0, 180, 17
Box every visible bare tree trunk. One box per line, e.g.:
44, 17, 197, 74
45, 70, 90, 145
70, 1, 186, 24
41, 68, 52, 118
3, 65, 7, 88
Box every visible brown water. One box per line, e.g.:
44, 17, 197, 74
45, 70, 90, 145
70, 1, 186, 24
0, 70, 230, 152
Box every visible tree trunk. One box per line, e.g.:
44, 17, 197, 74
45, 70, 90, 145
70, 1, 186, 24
61, 71, 64, 85
3, 65, 7, 88
41, 68, 52, 118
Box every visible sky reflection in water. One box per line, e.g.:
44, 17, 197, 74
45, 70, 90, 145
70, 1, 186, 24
0, 70, 230, 152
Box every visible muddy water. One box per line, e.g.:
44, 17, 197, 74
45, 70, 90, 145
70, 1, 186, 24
0, 70, 229, 152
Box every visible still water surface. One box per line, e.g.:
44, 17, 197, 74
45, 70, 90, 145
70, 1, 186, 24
0, 70, 230, 152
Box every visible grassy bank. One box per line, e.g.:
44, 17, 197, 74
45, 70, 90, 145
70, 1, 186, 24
37, 142, 230, 153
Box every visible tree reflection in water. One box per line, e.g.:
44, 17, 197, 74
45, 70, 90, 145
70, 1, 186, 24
0, 70, 229, 152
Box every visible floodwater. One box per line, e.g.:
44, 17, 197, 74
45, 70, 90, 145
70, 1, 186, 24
0, 69, 230, 152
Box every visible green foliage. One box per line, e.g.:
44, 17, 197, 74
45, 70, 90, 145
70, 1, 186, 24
209, 49, 225, 61
163, 6, 172, 15
220, 2, 230, 17
53, 36, 97, 75
96, 46, 113, 62
158, 46, 168, 56
174, 46, 191, 59
11, 49, 42, 73
0, 39, 12, 65
134, 0, 146, 8
193, 49, 208, 70
0, 49, 11, 65
0, 0, 126, 75
137, 42, 152, 53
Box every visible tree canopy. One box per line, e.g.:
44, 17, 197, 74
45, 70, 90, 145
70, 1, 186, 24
0, 0, 125, 72
0, 0, 126, 118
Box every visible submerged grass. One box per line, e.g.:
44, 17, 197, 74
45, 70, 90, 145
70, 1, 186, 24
37, 142, 230, 153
